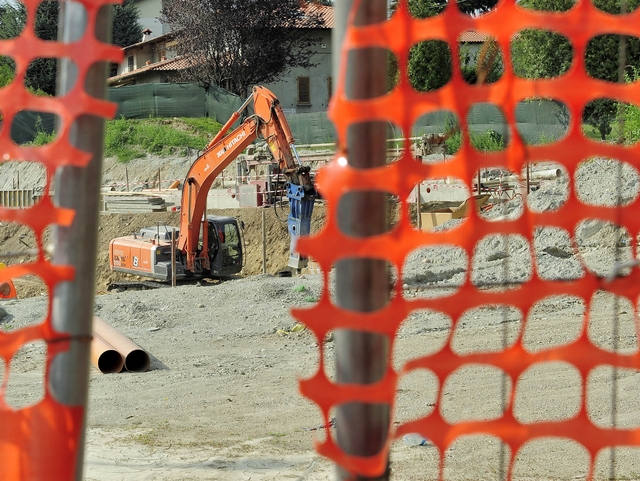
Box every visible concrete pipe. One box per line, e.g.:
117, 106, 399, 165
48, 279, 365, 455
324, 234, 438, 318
93, 316, 150, 372
90, 333, 125, 374
530, 168, 562, 180
493, 169, 562, 184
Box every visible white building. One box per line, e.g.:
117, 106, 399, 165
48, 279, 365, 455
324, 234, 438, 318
109, 2, 334, 114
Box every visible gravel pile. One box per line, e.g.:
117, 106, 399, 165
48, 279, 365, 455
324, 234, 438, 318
0, 161, 47, 191
403, 159, 639, 293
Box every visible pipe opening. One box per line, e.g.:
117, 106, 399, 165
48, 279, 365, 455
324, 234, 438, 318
125, 349, 150, 372
97, 350, 124, 374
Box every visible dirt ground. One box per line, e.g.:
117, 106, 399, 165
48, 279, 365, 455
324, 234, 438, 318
3, 278, 640, 480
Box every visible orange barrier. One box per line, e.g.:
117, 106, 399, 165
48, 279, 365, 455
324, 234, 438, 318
295, 0, 640, 478
0, 0, 121, 478
0, 282, 16, 299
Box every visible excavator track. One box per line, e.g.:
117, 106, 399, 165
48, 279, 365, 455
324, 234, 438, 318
107, 280, 167, 291
107, 277, 227, 292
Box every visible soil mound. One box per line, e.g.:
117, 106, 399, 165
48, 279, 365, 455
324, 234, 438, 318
95, 205, 326, 294
1, 204, 326, 298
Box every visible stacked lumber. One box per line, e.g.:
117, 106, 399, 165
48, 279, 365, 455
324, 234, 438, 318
103, 192, 173, 213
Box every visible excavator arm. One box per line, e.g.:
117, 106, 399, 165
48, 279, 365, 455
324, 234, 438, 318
177, 86, 315, 273
177, 116, 258, 272
251, 87, 316, 269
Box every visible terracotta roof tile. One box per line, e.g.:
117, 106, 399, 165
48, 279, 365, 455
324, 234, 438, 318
123, 31, 176, 52
153, 56, 195, 71
459, 30, 489, 43
301, 3, 334, 28
107, 55, 192, 85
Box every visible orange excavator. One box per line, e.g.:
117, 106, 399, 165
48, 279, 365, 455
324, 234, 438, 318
108, 86, 316, 282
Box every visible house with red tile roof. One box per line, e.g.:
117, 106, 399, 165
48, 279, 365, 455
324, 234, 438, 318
108, 3, 335, 114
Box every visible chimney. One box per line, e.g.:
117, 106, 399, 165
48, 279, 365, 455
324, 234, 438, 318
142, 28, 152, 42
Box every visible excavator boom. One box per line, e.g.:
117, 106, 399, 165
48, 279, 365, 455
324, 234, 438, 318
250, 86, 316, 268
178, 117, 259, 271
178, 86, 315, 272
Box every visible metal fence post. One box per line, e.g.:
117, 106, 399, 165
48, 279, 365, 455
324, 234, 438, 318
333, 1, 391, 480
49, 4, 113, 480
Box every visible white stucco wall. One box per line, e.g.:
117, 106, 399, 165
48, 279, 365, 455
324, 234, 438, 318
262, 29, 333, 114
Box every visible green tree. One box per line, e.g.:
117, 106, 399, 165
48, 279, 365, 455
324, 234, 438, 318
0, 5, 16, 89
0, 0, 142, 95
0, 1, 58, 94
162, 0, 324, 97
584, 0, 640, 140
0, 3, 24, 39
408, 41, 452, 91
511, 29, 573, 80
28, 1, 58, 95
402, 0, 502, 92
112, 0, 143, 48
0, 61, 13, 88
512, 0, 640, 140
621, 66, 640, 142
407, 0, 498, 17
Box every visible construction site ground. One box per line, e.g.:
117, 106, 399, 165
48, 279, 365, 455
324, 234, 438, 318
2, 154, 640, 479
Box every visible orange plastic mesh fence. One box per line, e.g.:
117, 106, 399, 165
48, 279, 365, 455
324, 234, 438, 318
295, 0, 640, 478
0, 0, 120, 478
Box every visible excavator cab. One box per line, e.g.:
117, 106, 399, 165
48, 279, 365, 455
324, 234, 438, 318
206, 215, 243, 277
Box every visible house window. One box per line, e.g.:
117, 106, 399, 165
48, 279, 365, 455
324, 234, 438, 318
127, 56, 134, 72
327, 76, 332, 102
297, 77, 310, 105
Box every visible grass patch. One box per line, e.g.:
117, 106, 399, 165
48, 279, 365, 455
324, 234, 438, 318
104, 116, 223, 162
582, 123, 624, 142
29, 129, 56, 146
444, 129, 505, 154
20, 115, 57, 146
128, 420, 171, 447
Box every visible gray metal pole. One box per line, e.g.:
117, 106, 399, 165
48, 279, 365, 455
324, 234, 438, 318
172, 229, 177, 287
50, 4, 112, 481
416, 183, 421, 230
262, 208, 267, 274
333, 1, 390, 480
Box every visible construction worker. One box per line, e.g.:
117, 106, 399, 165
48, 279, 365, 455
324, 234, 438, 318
0, 263, 16, 299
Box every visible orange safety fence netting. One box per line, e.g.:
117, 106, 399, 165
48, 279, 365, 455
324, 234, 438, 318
0, 0, 121, 478
295, 0, 640, 478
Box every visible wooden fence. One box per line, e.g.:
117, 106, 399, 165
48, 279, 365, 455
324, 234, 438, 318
0, 189, 42, 208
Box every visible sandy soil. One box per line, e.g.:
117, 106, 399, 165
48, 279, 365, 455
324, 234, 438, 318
2, 277, 640, 480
